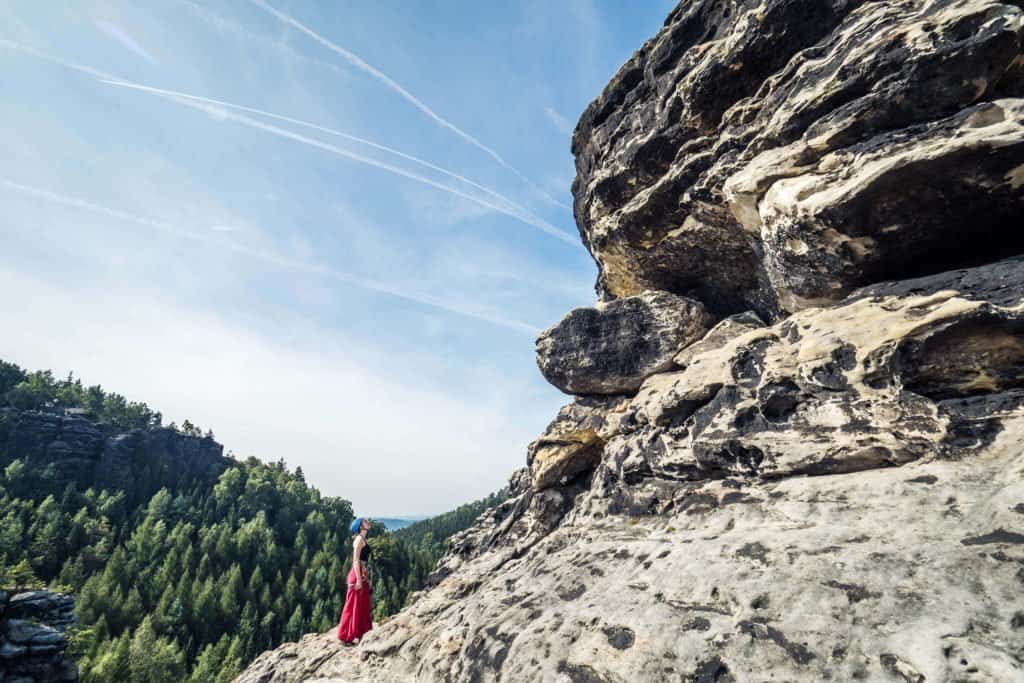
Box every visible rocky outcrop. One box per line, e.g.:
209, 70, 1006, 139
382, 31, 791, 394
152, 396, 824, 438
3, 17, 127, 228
239, 258, 1024, 683
0, 590, 78, 682
527, 397, 629, 490
536, 291, 712, 395
0, 409, 228, 501
237, 1, 1024, 681
572, 0, 1024, 318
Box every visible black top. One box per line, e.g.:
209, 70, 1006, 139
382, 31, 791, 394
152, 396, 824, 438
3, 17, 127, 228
359, 542, 371, 563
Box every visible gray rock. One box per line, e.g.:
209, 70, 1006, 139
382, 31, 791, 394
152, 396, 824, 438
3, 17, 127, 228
0, 641, 28, 660
572, 0, 1024, 317
6, 591, 75, 633
2, 408, 227, 500
674, 311, 765, 368
527, 396, 629, 491
2, 620, 65, 648
0, 590, 78, 682
536, 291, 712, 395
241, 449, 1024, 682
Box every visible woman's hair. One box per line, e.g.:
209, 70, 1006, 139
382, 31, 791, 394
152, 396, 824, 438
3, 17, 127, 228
350, 517, 364, 534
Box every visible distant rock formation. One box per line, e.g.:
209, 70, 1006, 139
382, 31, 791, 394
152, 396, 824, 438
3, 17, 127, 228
237, 1, 1024, 680
1, 409, 228, 500
0, 589, 78, 682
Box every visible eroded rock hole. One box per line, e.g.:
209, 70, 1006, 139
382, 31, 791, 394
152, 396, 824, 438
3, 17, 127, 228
844, 146, 1024, 291
900, 316, 1024, 399
758, 380, 802, 422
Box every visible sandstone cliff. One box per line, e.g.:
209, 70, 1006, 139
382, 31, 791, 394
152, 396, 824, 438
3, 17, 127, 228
237, 1, 1024, 681
0, 408, 228, 503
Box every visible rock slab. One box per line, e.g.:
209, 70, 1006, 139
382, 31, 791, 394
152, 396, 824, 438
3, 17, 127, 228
0, 589, 77, 682
536, 291, 712, 395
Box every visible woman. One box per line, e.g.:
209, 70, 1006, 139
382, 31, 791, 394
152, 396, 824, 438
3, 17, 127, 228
337, 517, 373, 644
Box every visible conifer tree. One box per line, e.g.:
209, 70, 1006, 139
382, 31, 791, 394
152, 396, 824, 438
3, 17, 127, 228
284, 604, 305, 642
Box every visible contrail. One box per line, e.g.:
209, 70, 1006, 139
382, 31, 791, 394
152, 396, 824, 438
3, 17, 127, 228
247, 0, 573, 210
100, 79, 579, 244
175, 0, 352, 80
103, 80, 539, 220
0, 179, 542, 333
0, 39, 121, 81
0, 39, 577, 243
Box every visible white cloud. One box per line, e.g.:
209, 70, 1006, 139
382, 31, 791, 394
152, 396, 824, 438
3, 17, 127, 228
0, 178, 543, 332
95, 76, 578, 244
101, 79, 547, 226
0, 268, 554, 515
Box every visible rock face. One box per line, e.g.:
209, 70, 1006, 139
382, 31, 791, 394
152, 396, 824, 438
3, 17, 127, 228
238, 260, 1024, 683
572, 0, 1024, 318
536, 291, 712, 395
0, 409, 228, 501
237, 2, 1024, 682
0, 589, 78, 682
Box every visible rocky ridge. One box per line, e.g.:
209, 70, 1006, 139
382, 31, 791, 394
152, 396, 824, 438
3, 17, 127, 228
0, 589, 78, 682
237, 1, 1024, 681
0, 408, 227, 499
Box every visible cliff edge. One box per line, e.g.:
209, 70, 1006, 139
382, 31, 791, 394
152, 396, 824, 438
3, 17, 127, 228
238, 1, 1024, 680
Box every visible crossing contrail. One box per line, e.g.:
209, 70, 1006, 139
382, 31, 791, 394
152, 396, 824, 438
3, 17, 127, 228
247, 0, 573, 210
0, 179, 542, 333
175, 0, 352, 80
102, 80, 542, 221
0, 39, 578, 243
101, 80, 579, 244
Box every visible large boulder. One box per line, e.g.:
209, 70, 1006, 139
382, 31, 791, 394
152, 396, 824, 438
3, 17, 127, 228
536, 291, 712, 395
5, 591, 76, 631
572, 0, 1024, 317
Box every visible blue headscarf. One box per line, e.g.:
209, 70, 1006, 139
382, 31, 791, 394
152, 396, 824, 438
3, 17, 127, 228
350, 517, 364, 535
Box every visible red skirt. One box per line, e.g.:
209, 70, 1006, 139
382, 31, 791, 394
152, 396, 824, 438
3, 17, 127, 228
337, 567, 373, 643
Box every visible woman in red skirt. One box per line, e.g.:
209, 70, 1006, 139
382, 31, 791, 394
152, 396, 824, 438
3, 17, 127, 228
337, 517, 373, 643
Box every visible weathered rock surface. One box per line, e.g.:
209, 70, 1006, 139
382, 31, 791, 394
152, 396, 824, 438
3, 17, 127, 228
238, 1, 1024, 681
0, 589, 77, 682
572, 0, 1024, 317
536, 291, 712, 395
237, 259, 1024, 683
527, 397, 629, 491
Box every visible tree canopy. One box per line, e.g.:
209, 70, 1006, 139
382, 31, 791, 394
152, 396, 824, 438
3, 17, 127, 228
0, 359, 506, 680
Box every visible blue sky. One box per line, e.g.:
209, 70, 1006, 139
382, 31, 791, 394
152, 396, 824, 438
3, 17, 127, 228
0, 1, 672, 515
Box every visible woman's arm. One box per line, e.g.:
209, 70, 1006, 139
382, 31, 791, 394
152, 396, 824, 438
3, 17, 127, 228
352, 537, 364, 590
